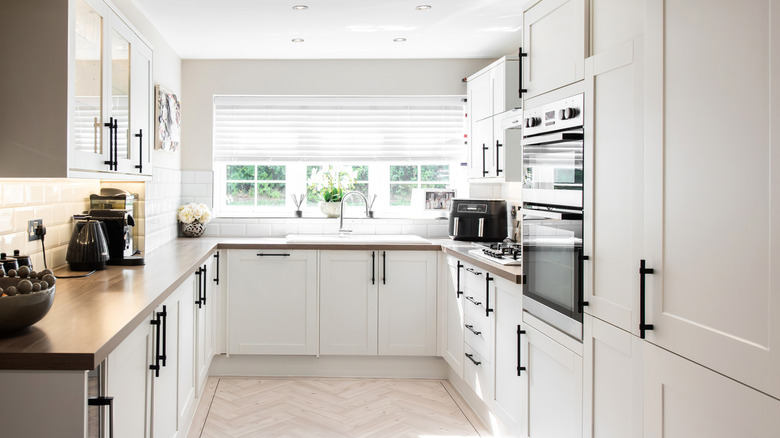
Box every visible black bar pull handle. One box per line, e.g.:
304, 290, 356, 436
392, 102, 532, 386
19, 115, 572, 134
371, 251, 376, 285
257, 253, 291, 257
465, 296, 482, 307
134, 129, 143, 173
202, 264, 208, 306
518, 47, 528, 98
495, 140, 503, 175
213, 252, 220, 285
456, 261, 463, 297
195, 267, 203, 308
465, 353, 482, 366
517, 325, 526, 376
639, 259, 655, 339
149, 314, 161, 377
465, 324, 482, 336
485, 274, 494, 317
482, 144, 488, 176
104, 117, 114, 170
88, 396, 115, 438
113, 118, 119, 169
160, 305, 168, 367
382, 251, 387, 285
579, 251, 589, 312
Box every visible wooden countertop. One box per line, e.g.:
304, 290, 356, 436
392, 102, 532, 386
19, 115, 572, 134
0, 237, 519, 371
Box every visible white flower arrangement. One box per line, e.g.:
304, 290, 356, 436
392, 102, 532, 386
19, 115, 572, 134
177, 203, 212, 225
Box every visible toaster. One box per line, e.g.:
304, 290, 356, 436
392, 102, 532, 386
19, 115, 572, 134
448, 199, 508, 242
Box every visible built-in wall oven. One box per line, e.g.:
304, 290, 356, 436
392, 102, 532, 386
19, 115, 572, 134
521, 94, 585, 340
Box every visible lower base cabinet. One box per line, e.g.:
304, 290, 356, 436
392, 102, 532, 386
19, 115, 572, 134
440, 255, 465, 378
492, 276, 523, 435
106, 320, 152, 438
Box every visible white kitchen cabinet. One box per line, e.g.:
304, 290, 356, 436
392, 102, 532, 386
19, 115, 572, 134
150, 288, 182, 438
644, 342, 780, 438
583, 315, 643, 438
195, 252, 219, 393
643, 0, 780, 399
582, 38, 645, 334
470, 117, 495, 179
461, 262, 495, 403
227, 250, 318, 355
440, 255, 465, 378
469, 70, 494, 122
521, 0, 588, 99
491, 276, 523, 435
320, 250, 437, 356
0, 0, 153, 179
178, 272, 197, 435
519, 313, 583, 438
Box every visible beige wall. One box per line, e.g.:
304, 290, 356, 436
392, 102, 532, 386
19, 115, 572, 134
181, 58, 494, 170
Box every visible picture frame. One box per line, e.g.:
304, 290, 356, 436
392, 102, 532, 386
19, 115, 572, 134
155, 85, 181, 152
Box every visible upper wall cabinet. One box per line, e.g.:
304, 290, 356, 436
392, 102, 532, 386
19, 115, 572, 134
0, 0, 153, 180
521, 0, 589, 99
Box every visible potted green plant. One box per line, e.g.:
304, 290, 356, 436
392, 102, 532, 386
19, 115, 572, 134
308, 165, 356, 217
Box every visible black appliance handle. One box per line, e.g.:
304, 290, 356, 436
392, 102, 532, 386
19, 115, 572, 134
371, 251, 376, 285
465, 324, 481, 336
465, 296, 482, 307
495, 140, 503, 175
257, 253, 291, 257
104, 117, 114, 170
134, 129, 143, 173
160, 305, 168, 367
88, 396, 114, 438
639, 259, 655, 338
520, 207, 582, 221
149, 314, 161, 377
578, 250, 589, 313
465, 353, 481, 366
517, 325, 526, 375
202, 264, 207, 306
382, 251, 387, 285
195, 267, 203, 308
519, 47, 528, 98
482, 144, 488, 176
213, 252, 220, 285
456, 261, 463, 297
485, 274, 494, 317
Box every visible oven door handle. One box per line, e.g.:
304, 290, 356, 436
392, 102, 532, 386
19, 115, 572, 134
522, 130, 583, 146
520, 208, 581, 220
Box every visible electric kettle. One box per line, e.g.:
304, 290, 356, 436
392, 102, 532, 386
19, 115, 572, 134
66, 219, 110, 271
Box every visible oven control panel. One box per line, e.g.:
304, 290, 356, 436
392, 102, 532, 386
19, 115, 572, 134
523, 94, 584, 136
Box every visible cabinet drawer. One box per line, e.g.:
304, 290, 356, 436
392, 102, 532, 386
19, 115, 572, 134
463, 265, 488, 298
464, 314, 492, 359
464, 344, 493, 402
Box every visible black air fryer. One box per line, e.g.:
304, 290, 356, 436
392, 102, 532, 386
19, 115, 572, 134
448, 199, 508, 242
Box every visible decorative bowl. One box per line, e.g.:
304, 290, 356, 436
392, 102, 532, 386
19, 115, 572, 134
0, 277, 56, 333
180, 221, 206, 238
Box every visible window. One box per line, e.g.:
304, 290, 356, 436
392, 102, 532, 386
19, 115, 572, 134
213, 96, 466, 216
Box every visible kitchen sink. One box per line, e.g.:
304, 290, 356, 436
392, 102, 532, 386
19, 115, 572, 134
284, 234, 431, 245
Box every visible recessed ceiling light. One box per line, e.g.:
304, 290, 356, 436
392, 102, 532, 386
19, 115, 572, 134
292, 38, 304, 43
292, 5, 308, 10
415, 5, 432, 10
393, 38, 407, 43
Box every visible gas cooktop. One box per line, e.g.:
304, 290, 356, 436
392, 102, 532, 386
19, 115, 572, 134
467, 242, 522, 266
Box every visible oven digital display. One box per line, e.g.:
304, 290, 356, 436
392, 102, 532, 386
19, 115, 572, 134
456, 203, 487, 213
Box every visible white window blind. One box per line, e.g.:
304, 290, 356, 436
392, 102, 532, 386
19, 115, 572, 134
213, 96, 466, 162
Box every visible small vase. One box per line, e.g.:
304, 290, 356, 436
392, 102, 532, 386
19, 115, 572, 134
180, 221, 206, 238
319, 201, 342, 218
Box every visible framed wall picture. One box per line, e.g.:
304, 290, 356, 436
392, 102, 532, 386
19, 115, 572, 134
155, 85, 181, 152
412, 188, 456, 214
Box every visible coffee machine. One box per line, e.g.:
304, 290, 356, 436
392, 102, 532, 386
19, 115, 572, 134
88, 188, 144, 266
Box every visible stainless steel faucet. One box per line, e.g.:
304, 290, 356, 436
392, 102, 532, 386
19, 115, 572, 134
338, 191, 370, 234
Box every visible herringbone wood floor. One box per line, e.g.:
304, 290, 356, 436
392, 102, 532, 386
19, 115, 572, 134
188, 377, 489, 438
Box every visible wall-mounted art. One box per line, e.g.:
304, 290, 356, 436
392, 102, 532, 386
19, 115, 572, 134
155, 85, 181, 152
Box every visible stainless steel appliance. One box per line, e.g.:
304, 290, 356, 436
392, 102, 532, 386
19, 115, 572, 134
88, 210, 144, 266
522, 94, 584, 208
448, 199, 508, 242
90, 188, 139, 255
467, 241, 522, 266
521, 203, 584, 340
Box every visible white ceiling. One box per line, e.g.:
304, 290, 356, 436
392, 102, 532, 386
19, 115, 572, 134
129, 0, 523, 59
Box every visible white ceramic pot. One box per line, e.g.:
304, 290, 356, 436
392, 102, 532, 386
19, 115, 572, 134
319, 201, 342, 218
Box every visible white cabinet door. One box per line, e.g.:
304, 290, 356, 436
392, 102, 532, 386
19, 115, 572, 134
196, 252, 218, 393
583, 315, 643, 438
644, 342, 780, 438
177, 273, 197, 433
228, 250, 318, 355
469, 71, 493, 122
583, 39, 645, 334
492, 276, 523, 435
150, 291, 181, 438
106, 317, 151, 438
520, 317, 583, 438
320, 250, 378, 355
378, 250, 437, 356
125, 38, 153, 176
470, 117, 494, 179
441, 256, 465, 377
522, 0, 588, 99
644, 0, 780, 399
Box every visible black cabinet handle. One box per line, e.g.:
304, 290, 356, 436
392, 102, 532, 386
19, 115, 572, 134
465, 353, 481, 366
202, 264, 208, 306
495, 140, 503, 175
88, 396, 114, 438
465, 324, 481, 336
134, 129, 143, 173
257, 253, 291, 257
482, 144, 488, 176
466, 267, 483, 276
518, 47, 528, 98
456, 261, 463, 297
485, 274, 494, 317
213, 252, 220, 285
517, 325, 526, 376
160, 305, 168, 367
465, 296, 482, 307
382, 251, 387, 285
371, 251, 376, 285
112, 118, 118, 170
195, 267, 203, 308
104, 117, 115, 170
149, 313, 161, 377
639, 259, 655, 338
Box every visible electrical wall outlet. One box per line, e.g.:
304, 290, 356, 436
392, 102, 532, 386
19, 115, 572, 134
28, 219, 43, 241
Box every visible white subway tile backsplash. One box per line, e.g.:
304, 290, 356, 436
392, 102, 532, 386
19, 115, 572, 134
220, 223, 246, 236
180, 171, 195, 184
194, 171, 213, 183
270, 222, 299, 237
296, 222, 325, 235
2, 184, 25, 207
245, 223, 272, 237
14, 207, 34, 233
0, 210, 13, 234
401, 224, 428, 236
